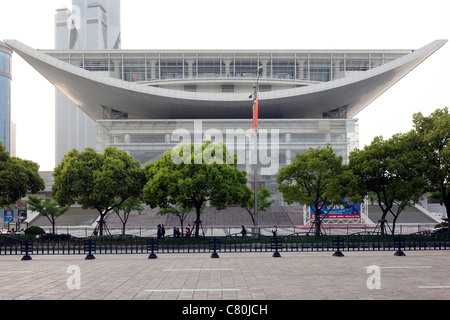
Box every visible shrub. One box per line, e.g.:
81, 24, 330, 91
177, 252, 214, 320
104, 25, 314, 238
25, 226, 46, 236
434, 222, 448, 228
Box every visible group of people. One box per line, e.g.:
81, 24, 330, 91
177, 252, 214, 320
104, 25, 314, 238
172, 225, 192, 238
158, 224, 192, 238
157, 224, 279, 238
6, 228, 25, 235
240, 225, 278, 237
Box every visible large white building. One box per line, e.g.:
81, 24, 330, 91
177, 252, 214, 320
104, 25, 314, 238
3, 39, 447, 204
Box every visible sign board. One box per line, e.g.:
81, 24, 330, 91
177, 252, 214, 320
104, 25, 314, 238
310, 201, 361, 220
4, 209, 14, 223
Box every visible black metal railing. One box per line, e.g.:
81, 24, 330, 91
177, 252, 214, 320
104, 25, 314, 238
1, 233, 449, 260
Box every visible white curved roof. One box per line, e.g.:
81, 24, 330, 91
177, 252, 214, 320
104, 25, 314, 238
4, 39, 447, 120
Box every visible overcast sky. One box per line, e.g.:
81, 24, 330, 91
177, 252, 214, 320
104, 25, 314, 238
1, 0, 449, 171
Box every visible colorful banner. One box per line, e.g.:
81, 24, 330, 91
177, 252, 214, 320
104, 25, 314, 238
4, 209, 14, 223
310, 201, 361, 219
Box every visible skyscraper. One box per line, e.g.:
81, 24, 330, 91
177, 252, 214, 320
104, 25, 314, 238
54, 0, 120, 165
0, 41, 12, 153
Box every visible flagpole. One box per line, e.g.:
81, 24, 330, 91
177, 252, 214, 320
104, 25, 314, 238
253, 66, 263, 237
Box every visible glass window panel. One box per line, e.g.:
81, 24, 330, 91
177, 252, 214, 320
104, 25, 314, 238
0, 52, 4, 73
123, 59, 145, 82
158, 59, 186, 80
270, 59, 295, 79
83, 59, 109, 72
304, 60, 331, 82
231, 60, 258, 78
5, 54, 10, 75
194, 60, 224, 78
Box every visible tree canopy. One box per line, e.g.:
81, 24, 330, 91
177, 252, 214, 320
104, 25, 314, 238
411, 107, 450, 224
242, 187, 274, 227
52, 147, 145, 235
349, 134, 425, 235
25, 196, 70, 234
0, 142, 44, 207
142, 141, 252, 237
277, 145, 359, 236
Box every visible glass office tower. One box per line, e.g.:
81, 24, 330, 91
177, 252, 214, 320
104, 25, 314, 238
0, 41, 12, 153
54, 0, 121, 166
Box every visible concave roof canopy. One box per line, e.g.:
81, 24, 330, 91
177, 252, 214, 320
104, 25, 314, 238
4, 39, 447, 120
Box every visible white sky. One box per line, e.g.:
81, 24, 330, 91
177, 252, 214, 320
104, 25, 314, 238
1, 0, 449, 171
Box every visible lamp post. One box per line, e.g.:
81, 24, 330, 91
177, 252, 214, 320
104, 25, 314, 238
252, 66, 263, 236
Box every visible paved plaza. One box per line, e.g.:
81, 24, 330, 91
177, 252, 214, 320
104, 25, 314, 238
0, 251, 449, 301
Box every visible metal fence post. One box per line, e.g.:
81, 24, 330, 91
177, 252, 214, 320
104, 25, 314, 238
394, 235, 406, 256
332, 236, 345, 257
84, 238, 96, 260
147, 238, 158, 259
210, 238, 220, 258
21, 240, 33, 261
271, 237, 282, 257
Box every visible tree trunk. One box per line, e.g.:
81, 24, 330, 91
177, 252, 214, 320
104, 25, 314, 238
391, 215, 398, 236
194, 206, 202, 237
51, 216, 56, 234
98, 211, 106, 236
444, 194, 450, 236
180, 218, 184, 238
314, 208, 321, 237
379, 210, 388, 236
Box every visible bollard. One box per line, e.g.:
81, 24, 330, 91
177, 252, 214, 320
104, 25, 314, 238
84, 238, 96, 260
332, 236, 345, 257
209, 238, 220, 258
394, 235, 406, 256
271, 237, 282, 258
147, 238, 158, 259
21, 240, 33, 261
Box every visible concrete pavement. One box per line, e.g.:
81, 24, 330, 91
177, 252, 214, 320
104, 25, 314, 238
0, 251, 449, 301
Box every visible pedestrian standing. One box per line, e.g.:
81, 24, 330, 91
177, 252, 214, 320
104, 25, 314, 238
241, 225, 247, 238
157, 224, 162, 239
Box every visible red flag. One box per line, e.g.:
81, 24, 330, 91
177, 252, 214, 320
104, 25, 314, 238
252, 98, 259, 131
252, 105, 255, 131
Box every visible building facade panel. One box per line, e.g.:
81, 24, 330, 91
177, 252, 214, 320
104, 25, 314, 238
97, 118, 359, 205
0, 42, 12, 152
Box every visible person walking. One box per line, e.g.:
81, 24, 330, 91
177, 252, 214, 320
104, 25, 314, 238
241, 225, 247, 238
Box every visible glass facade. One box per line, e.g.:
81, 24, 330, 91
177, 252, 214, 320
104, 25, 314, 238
47, 49, 409, 86
0, 46, 12, 152
97, 118, 359, 205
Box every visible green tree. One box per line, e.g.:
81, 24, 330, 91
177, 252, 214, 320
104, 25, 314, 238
25, 196, 71, 234
277, 145, 359, 237
243, 187, 274, 227
412, 107, 450, 229
52, 147, 145, 236
143, 141, 252, 237
0, 142, 44, 207
113, 198, 144, 235
349, 134, 425, 235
